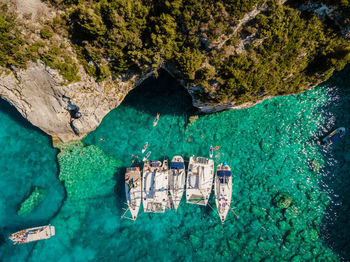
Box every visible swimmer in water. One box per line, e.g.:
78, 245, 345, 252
99, 138, 105, 141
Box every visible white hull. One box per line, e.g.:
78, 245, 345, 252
214, 164, 232, 223
125, 167, 142, 221
169, 156, 186, 211
143, 160, 169, 213
9, 225, 55, 244
186, 156, 214, 206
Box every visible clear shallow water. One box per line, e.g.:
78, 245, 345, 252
0, 67, 349, 261
0, 100, 64, 260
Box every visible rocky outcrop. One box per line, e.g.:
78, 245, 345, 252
0, 61, 153, 142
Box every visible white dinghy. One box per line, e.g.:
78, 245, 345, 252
124, 167, 142, 221
169, 156, 186, 211
9, 225, 55, 244
186, 156, 214, 206
214, 162, 232, 224
142, 160, 169, 213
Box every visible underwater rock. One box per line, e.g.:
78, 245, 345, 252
284, 206, 299, 219
274, 193, 293, 209
310, 158, 321, 172
17, 187, 46, 216
251, 205, 267, 218
187, 115, 199, 126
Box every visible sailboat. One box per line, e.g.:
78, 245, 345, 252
142, 142, 148, 153
186, 156, 214, 206
169, 156, 186, 211
9, 225, 55, 244
143, 160, 169, 213
214, 162, 232, 224
125, 167, 142, 221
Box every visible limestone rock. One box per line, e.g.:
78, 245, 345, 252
0, 61, 152, 142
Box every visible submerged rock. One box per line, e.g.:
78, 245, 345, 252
274, 193, 293, 209
17, 187, 46, 216
187, 115, 199, 126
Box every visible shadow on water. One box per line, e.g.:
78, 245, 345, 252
318, 66, 350, 260
123, 69, 196, 116
0, 99, 46, 135
114, 167, 127, 211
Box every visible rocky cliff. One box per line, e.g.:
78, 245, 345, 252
0, 0, 349, 142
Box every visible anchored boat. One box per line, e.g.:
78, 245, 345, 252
124, 167, 142, 221
169, 156, 186, 211
9, 225, 55, 244
214, 162, 232, 224
186, 156, 214, 205
322, 127, 346, 146
143, 160, 169, 213
209, 145, 214, 158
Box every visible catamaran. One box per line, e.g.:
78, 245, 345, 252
142, 160, 169, 213
9, 225, 55, 244
169, 156, 186, 211
322, 127, 346, 146
186, 156, 214, 205
124, 167, 142, 221
214, 162, 232, 224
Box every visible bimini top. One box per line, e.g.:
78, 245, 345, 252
217, 170, 231, 177
170, 161, 185, 169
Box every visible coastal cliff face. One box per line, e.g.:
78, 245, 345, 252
0, 61, 151, 142
0, 0, 349, 141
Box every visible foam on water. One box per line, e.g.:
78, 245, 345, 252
0, 67, 349, 261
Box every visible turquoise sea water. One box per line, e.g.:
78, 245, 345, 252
0, 67, 349, 261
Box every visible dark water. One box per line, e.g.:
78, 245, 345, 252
0, 66, 349, 261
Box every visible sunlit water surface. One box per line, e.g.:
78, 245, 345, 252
0, 67, 349, 261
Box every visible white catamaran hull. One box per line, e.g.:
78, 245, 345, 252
142, 169, 155, 213
186, 156, 214, 206
169, 169, 185, 211
125, 167, 142, 221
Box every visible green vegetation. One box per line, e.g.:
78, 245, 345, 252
0, 5, 26, 67
17, 187, 46, 216
2, 0, 350, 103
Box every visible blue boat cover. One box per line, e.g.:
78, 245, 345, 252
171, 162, 185, 169
330, 133, 341, 144
217, 170, 231, 177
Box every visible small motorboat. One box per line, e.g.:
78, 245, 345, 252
169, 156, 186, 211
124, 167, 142, 221
214, 162, 232, 224
209, 145, 214, 158
9, 225, 55, 244
186, 156, 214, 206
143, 151, 151, 162
322, 127, 346, 146
153, 113, 160, 127
142, 142, 148, 153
